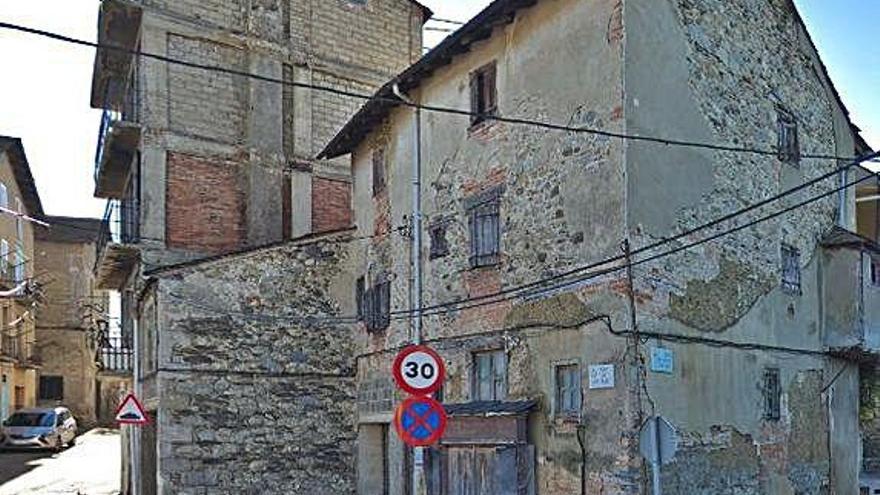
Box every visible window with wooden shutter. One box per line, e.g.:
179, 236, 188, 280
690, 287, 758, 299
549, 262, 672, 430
555, 364, 581, 418
468, 195, 501, 268
472, 350, 507, 401
363, 275, 391, 333
469, 62, 498, 127
372, 147, 386, 197
777, 108, 800, 165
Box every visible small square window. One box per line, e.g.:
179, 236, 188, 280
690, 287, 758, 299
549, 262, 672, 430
555, 364, 581, 418
472, 350, 507, 401
763, 367, 781, 420
39, 376, 63, 401
777, 108, 800, 165
429, 222, 449, 259
469, 62, 497, 127
781, 243, 801, 295
372, 148, 386, 197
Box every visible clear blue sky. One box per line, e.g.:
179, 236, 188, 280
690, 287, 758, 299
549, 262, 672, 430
0, 0, 875, 219
794, 0, 880, 150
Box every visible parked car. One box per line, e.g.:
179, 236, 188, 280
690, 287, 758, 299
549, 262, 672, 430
0, 407, 77, 451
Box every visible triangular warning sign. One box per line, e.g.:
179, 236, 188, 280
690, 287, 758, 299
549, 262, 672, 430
114, 393, 150, 425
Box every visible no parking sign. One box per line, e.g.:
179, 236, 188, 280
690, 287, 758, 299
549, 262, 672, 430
394, 396, 447, 447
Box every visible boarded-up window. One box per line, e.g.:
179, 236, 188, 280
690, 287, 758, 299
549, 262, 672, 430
763, 367, 781, 420
777, 108, 800, 165
555, 364, 581, 417
373, 147, 386, 197
39, 376, 63, 401
469, 62, 497, 126
467, 188, 502, 268
473, 350, 507, 401
781, 243, 801, 295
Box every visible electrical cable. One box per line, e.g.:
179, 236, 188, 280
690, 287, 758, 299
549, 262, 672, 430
0, 22, 869, 163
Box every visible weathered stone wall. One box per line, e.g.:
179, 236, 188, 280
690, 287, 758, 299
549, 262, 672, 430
349, 0, 634, 491
152, 233, 356, 494
623, 0, 862, 493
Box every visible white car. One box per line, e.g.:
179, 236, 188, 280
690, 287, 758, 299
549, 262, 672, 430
0, 407, 77, 451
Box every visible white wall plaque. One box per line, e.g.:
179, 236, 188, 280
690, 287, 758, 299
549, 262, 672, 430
588, 364, 615, 389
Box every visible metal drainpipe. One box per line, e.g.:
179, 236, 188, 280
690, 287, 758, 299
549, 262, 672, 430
393, 83, 426, 495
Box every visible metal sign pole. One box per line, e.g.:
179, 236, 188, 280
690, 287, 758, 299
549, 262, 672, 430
652, 417, 662, 495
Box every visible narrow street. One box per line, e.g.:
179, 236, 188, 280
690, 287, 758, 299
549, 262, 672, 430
0, 429, 121, 495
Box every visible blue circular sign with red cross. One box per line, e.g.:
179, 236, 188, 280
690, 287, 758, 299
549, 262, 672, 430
394, 396, 447, 447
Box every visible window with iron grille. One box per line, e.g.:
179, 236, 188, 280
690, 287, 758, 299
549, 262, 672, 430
469, 62, 497, 127
39, 376, 63, 401
372, 147, 386, 197
472, 350, 507, 401
781, 243, 801, 295
763, 367, 781, 420
429, 222, 449, 259
363, 276, 391, 332
466, 187, 503, 268
555, 364, 581, 418
777, 108, 800, 165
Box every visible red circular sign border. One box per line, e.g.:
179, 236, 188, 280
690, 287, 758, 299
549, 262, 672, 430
394, 396, 447, 447
392, 345, 446, 396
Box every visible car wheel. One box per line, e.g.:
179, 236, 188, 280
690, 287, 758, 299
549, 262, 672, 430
68, 435, 76, 447
54, 437, 64, 452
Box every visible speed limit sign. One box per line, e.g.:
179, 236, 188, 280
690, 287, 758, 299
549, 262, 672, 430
392, 345, 445, 396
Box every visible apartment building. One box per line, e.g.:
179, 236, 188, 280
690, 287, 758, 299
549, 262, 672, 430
0, 137, 43, 421
88, 0, 430, 492
319, 0, 877, 493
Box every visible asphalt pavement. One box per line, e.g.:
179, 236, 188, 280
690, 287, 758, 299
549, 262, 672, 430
0, 428, 121, 495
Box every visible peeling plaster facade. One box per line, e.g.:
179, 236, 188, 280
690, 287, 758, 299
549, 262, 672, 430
331, 0, 875, 493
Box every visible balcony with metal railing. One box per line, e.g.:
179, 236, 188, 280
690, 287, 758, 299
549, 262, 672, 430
95, 198, 140, 290
94, 83, 140, 199
97, 336, 133, 374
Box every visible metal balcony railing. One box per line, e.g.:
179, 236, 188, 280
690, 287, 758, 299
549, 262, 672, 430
95, 198, 140, 266
94, 74, 139, 184
98, 335, 133, 373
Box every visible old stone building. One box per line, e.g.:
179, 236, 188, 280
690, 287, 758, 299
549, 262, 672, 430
87, 0, 430, 493
34, 216, 129, 428
0, 136, 43, 422
320, 0, 877, 493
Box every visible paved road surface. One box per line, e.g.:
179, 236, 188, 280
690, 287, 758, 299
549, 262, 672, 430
0, 429, 121, 495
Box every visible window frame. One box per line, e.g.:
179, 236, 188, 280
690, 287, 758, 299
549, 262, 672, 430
363, 275, 391, 333
777, 107, 800, 166
38, 375, 64, 401
429, 221, 449, 259
471, 349, 507, 401
0, 182, 7, 209
763, 367, 781, 421
469, 61, 498, 128
554, 362, 582, 420
871, 257, 880, 288
15, 198, 23, 241
781, 243, 801, 295
465, 186, 503, 268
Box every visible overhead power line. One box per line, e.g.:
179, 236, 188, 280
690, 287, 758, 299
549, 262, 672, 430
161, 151, 878, 324
0, 22, 868, 163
